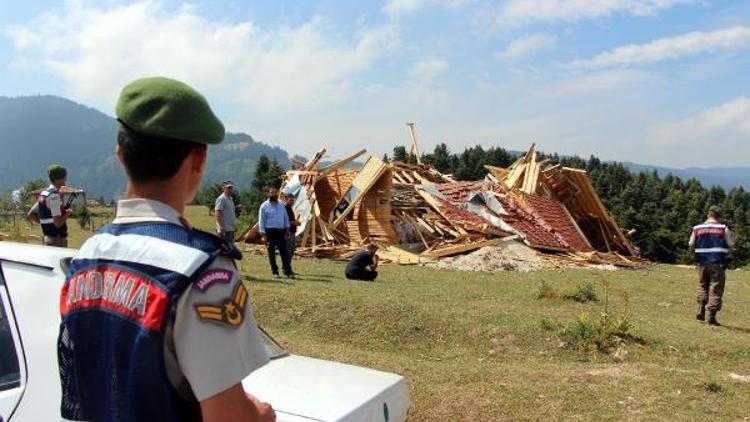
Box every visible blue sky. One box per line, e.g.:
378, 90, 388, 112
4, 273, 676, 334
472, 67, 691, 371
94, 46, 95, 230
1, 0, 749, 167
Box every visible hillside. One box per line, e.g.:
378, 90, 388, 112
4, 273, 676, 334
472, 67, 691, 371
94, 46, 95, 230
0, 96, 291, 199
623, 162, 750, 190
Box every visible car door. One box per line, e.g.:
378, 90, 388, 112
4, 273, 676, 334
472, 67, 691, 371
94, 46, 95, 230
0, 262, 26, 421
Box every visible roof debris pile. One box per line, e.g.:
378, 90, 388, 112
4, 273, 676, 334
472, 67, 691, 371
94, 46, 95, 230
243, 142, 643, 269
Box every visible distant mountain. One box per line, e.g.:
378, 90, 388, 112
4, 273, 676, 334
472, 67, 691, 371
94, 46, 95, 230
622, 162, 750, 191
1, 95, 746, 200
0, 96, 291, 200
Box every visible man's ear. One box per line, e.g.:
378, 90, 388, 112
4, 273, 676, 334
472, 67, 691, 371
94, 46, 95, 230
115, 144, 124, 166
191, 145, 208, 174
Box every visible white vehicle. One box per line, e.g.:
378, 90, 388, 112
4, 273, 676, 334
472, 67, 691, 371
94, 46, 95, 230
0, 242, 409, 421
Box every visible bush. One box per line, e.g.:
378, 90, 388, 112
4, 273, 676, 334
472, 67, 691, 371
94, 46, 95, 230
703, 381, 722, 393
535, 280, 560, 300
558, 311, 631, 354
72, 206, 91, 229
562, 282, 599, 303
539, 317, 559, 331
557, 281, 639, 355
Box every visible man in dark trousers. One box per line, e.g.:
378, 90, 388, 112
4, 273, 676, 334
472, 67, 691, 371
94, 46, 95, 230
28, 165, 73, 247
259, 187, 293, 279
284, 194, 299, 261
689, 205, 735, 326
345, 244, 379, 281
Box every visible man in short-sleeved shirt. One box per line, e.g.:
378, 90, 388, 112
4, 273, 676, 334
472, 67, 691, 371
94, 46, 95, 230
214, 181, 236, 243
57, 77, 275, 422
345, 244, 379, 281
29, 164, 72, 247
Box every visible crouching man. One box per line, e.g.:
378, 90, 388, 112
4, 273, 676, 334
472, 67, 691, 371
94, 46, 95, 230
345, 244, 379, 282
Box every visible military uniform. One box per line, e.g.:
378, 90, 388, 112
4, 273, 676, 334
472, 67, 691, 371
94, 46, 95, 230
57, 77, 269, 421
689, 214, 735, 324
39, 165, 70, 247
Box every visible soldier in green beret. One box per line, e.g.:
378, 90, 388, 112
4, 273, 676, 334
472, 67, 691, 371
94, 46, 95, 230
28, 164, 72, 247
57, 77, 275, 422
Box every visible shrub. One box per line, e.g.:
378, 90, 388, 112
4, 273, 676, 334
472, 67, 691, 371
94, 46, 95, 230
72, 205, 91, 229
557, 281, 639, 355
563, 282, 599, 303
704, 381, 722, 393
558, 311, 632, 354
535, 280, 560, 300
539, 317, 559, 331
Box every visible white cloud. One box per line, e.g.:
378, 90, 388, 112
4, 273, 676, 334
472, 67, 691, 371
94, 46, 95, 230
653, 97, 750, 143
492, 0, 688, 28
495, 33, 556, 61
383, 0, 471, 17
535, 69, 652, 99
408, 58, 449, 78
406, 58, 449, 101
570, 26, 750, 68
4, 1, 399, 114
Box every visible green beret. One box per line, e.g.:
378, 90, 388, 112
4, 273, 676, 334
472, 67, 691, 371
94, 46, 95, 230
115, 77, 225, 145
709, 205, 722, 216
48, 164, 67, 181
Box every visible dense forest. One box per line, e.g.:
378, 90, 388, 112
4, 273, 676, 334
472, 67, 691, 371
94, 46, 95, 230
390, 143, 750, 267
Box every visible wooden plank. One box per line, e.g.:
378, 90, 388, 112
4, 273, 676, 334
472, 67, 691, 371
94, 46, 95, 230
393, 173, 408, 184
433, 221, 461, 238
300, 221, 310, 248
506, 163, 527, 189
560, 200, 593, 251
400, 171, 416, 184
305, 146, 327, 170
319, 148, 367, 176
415, 216, 436, 234
331, 156, 389, 228
421, 237, 505, 258
311, 215, 317, 252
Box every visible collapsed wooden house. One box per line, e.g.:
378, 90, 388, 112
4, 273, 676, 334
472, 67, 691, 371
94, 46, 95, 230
243, 143, 640, 266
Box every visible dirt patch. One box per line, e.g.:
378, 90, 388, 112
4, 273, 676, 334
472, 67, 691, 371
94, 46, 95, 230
425, 241, 549, 272
587, 366, 643, 378
424, 241, 620, 272
728, 372, 750, 383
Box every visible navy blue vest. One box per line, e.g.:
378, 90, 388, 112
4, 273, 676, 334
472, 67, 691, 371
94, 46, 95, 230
38, 187, 68, 237
693, 222, 729, 265
58, 222, 237, 422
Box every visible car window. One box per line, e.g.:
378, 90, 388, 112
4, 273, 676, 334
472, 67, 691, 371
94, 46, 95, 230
0, 292, 20, 391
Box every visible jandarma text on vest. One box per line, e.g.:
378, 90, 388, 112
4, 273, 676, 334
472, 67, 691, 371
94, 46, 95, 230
61, 267, 169, 331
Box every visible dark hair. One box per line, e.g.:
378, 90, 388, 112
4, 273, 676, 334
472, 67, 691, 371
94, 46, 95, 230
117, 123, 203, 184
267, 186, 278, 192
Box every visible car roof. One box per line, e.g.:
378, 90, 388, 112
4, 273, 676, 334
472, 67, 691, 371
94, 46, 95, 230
0, 241, 75, 271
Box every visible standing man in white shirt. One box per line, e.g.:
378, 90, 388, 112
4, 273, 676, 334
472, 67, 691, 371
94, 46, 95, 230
258, 187, 293, 279
215, 181, 237, 244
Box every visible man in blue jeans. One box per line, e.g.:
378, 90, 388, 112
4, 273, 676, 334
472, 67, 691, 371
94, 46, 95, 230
259, 187, 293, 279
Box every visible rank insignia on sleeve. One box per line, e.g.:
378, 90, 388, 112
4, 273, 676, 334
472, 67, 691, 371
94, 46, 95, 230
194, 283, 248, 327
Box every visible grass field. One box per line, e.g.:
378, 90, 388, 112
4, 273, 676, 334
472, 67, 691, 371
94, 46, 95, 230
4, 205, 750, 420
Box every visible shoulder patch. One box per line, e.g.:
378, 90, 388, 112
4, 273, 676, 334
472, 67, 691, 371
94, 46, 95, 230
193, 269, 233, 292
194, 283, 248, 327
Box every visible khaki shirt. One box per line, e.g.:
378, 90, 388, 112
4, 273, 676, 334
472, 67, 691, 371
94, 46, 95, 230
113, 199, 269, 401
